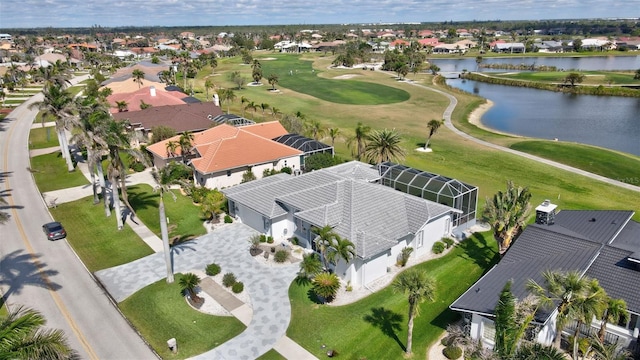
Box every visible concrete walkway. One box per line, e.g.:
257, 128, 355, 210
95, 223, 310, 359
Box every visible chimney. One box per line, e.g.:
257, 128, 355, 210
150, 86, 156, 97
535, 200, 557, 225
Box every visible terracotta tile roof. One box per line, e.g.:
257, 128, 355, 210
240, 121, 288, 139
102, 79, 167, 94
113, 102, 222, 134
107, 86, 188, 113
147, 123, 300, 173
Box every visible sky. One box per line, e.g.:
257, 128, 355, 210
0, 0, 639, 29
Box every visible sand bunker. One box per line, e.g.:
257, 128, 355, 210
333, 74, 361, 80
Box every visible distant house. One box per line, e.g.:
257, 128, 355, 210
433, 43, 465, 54
146, 121, 302, 189
222, 161, 462, 287
451, 202, 640, 353
534, 40, 564, 53
492, 42, 526, 53
107, 86, 191, 114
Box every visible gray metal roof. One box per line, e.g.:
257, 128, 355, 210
223, 164, 457, 259
450, 210, 640, 321
324, 161, 380, 182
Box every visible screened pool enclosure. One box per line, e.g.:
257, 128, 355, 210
378, 162, 478, 229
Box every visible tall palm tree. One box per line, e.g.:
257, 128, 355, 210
483, 180, 532, 253
178, 131, 195, 164
311, 225, 337, 270
305, 120, 326, 141
204, 78, 214, 101
527, 270, 594, 349
327, 235, 355, 268
0, 305, 76, 359
151, 169, 177, 283
597, 297, 628, 343
245, 101, 258, 120
424, 119, 444, 150
271, 106, 281, 120
165, 140, 179, 157
392, 268, 436, 355
131, 69, 144, 89
29, 83, 76, 172
363, 128, 406, 164
260, 103, 270, 120
570, 279, 606, 360
298, 253, 323, 280
217, 88, 236, 114
240, 96, 249, 117
179, 273, 202, 303
327, 128, 341, 147
347, 122, 371, 161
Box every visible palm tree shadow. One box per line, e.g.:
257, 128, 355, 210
170, 235, 197, 254
0, 171, 13, 184
363, 307, 406, 352
127, 187, 158, 212
306, 288, 323, 304
457, 232, 500, 274
0, 250, 61, 308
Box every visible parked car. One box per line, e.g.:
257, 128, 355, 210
42, 221, 66, 241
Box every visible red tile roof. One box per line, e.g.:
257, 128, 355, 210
107, 86, 187, 113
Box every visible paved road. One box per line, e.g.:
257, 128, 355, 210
96, 223, 299, 360
408, 80, 640, 193
0, 77, 156, 359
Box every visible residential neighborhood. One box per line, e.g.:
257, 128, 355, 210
1, 15, 640, 360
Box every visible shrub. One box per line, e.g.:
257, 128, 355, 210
224, 215, 233, 223
274, 249, 289, 263
443, 345, 462, 360
443, 237, 455, 249
290, 236, 299, 245
397, 246, 413, 267
205, 263, 221, 276
312, 271, 341, 302
280, 166, 292, 174
130, 161, 146, 172
232, 282, 244, 294
267, 236, 274, 244
432, 241, 445, 254
222, 272, 236, 287
259, 234, 267, 243
346, 281, 353, 292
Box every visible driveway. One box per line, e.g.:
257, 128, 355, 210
96, 223, 299, 359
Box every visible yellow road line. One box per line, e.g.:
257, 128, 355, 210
3, 109, 99, 360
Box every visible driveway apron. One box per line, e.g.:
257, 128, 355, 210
95, 223, 299, 359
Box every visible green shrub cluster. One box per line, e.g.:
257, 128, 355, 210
160, 162, 193, 184
224, 215, 233, 223
274, 249, 289, 263
259, 234, 267, 243
432, 241, 445, 254
266, 236, 274, 244
231, 282, 244, 294
443, 345, 462, 359
442, 238, 455, 249
205, 263, 221, 276
222, 272, 236, 287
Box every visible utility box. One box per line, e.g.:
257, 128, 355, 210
167, 338, 177, 354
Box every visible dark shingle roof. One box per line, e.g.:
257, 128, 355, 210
451, 209, 640, 321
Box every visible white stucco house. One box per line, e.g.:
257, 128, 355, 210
222, 161, 463, 288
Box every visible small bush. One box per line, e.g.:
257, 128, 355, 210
346, 281, 353, 292
267, 236, 274, 244
443, 345, 462, 360
222, 272, 236, 287
432, 241, 445, 254
440, 337, 449, 346
274, 249, 289, 263
205, 263, 221, 276
224, 215, 233, 223
259, 234, 267, 243
232, 282, 244, 294
280, 166, 292, 174
130, 161, 146, 172
290, 237, 299, 245
443, 237, 455, 249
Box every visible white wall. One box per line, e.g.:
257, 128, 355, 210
199, 155, 301, 190
362, 252, 389, 285
271, 213, 293, 240
235, 203, 266, 235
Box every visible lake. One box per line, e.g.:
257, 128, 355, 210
431, 55, 640, 72
446, 78, 640, 156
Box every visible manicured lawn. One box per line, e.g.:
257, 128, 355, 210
256, 349, 286, 360
30, 153, 88, 193
50, 196, 154, 272
29, 126, 59, 149
493, 70, 640, 85
288, 232, 500, 359
119, 274, 245, 359
128, 184, 207, 241
257, 54, 411, 105
510, 141, 640, 185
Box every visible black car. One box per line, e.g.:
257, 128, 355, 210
42, 222, 66, 241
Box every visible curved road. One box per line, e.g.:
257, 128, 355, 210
0, 78, 156, 359
409, 81, 640, 193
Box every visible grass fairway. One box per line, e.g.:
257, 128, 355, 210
119, 274, 245, 359
29, 126, 59, 149
30, 153, 88, 193
510, 141, 640, 185
288, 232, 499, 359
51, 196, 153, 272
128, 184, 207, 241
257, 54, 410, 104
493, 70, 640, 85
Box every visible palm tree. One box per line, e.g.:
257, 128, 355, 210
0, 305, 76, 359
204, 78, 214, 101
29, 83, 76, 172
179, 273, 202, 304
311, 271, 340, 303
483, 180, 532, 253
527, 270, 594, 349
245, 101, 258, 120
363, 128, 406, 164
240, 96, 249, 117
597, 297, 628, 343
327, 128, 340, 147
260, 103, 270, 120
132, 69, 144, 88
347, 122, 371, 161
151, 169, 177, 283
327, 235, 355, 268
512, 342, 567, 360
570, 279, 606, 360
589, 336, 633, 360
305, 120, 326, 141
178, 131, 194, 163
392, 268, 436, 355
311, 225, 337, 269
271, 106, 281, 120
424, 119, 444, 150
267, 73, 279, 90
218, 88, 236, 114
115, 100, 128, 112
165, 140, 179, 157
298, 253, 323, 280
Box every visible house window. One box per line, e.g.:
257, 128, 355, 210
482, 320, 495, 341
263, 217, 271, 232
416, 231, 424, 248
